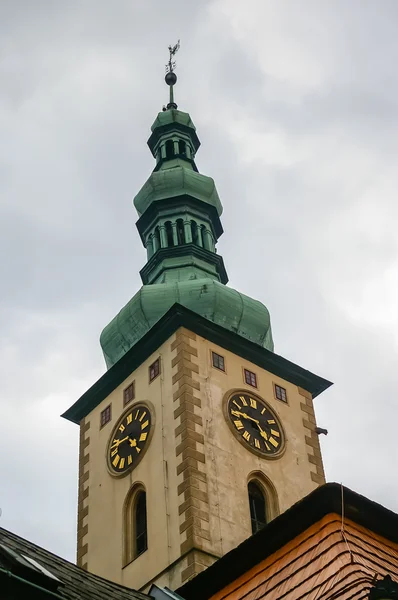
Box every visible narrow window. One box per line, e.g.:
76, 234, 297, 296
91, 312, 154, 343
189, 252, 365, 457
149, 358, 160, 382
124, 486, 148, 565
200, 224, 206, 248
212, 351, 225, 372
244, 369, 257, 388
100, 404, 111, 428
178, 140, 186, 156
154, 227, 161, 252
275, 384, 287, 403
191, 220, 198, 245
176, 218, 185, 245
165, 139, 174, 158
123, 382, 135, 407
165, 221, 174, 247
248, 481, 267, 534
135, 491, 148, 557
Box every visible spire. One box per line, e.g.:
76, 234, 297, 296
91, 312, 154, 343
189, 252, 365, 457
164, 40, 180, 110
98, 59, 274, 369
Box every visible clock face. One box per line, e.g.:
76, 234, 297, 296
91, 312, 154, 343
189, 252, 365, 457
107, 404, 152, 475
226, 392, 284, 457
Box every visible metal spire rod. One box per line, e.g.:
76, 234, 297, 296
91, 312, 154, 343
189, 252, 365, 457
164, 40, 180, 110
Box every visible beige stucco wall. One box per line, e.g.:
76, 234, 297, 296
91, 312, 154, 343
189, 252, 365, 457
194, 337, 322, 558
80, 328, 324, 591
82, 334, 183, 590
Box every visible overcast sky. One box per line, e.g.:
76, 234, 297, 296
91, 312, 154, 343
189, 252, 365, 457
1, 0, 398, 563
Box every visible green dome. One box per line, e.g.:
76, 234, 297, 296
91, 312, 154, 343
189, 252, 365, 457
133, 166, 223, 217
151, 109, 196, 132
100, 279, 274, 369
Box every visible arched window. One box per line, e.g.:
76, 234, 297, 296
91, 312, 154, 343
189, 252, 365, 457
248, 481, 267, 534
178, 140, 186, 156
165, 140, 174, 159
176, 218, 185, 245
200, 225, 207, 249
165, 221, 174, 247
191, 220, 199, 245
154, 227, 161, 252
124, 485, 148, 564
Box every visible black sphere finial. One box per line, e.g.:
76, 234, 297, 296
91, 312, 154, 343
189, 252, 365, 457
165, 71, 177, 86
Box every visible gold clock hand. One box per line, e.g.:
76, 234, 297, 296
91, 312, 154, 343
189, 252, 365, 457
257, 423, 268, 441
239, 412, 260, 424
110, 436, 128, 448
238, 412, 269, 440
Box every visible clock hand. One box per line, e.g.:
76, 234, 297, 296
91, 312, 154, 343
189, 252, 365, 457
238, 412, 260, 424
237, 412, 269, 440
256, 422, 268, 441
110, 436, 129, 448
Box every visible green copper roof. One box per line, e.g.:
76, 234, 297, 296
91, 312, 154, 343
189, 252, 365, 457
100, 278, 274, 369
133, 166, 223, 216
151, 109, 196, 132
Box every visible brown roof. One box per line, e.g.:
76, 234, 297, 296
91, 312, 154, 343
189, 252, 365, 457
178, 483, 398, 600
209, 515, 398, 600
0, 526, 149, 600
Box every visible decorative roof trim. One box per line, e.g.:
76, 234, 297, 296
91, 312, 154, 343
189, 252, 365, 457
61, 304, 332, 425
139, 244, 228, 285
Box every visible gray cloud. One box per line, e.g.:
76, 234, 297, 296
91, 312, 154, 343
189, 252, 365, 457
1, 0, 397, 561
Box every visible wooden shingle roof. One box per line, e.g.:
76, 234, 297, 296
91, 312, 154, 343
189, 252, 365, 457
208, 515, 398, 600
178, 483, 398, 600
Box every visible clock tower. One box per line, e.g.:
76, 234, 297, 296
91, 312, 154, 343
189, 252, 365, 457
62, 56, 331, 592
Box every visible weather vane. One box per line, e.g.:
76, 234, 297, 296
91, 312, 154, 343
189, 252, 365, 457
164, 40, 180, 110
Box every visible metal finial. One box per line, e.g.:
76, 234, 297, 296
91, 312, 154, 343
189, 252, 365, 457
165, 40, 180, 109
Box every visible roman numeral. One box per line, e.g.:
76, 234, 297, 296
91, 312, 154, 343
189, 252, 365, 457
112, 455, 120, 467
234, 420, 244, 430
119, 458, 125, 469
139, 412, 147, 422
139, 433, 148, 442
242, 431, 251, 442
239, 396, 248, 406
141, 420, 149, 430
127, 413, 132, 424
119, 424, 125, 432
250, 398, 257, 409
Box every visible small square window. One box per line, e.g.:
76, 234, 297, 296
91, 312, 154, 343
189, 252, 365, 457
244, 369, 257, 388
123, 382, 135, 406
275, 384, 287, 403
100, 404, 111, 428
149, 358, 160, 382
212, 351, 225, 372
